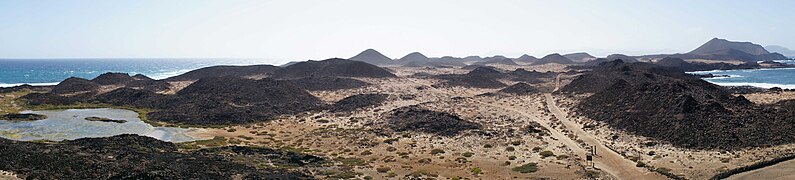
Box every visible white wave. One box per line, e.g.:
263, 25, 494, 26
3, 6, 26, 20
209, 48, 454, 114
147, 69, 197, 80
0, 82, 59, 88
688, 67, 795, 74
703, 74, 744, 80
687, 70, 728, 74
755, 67, 795, 71
774, 60, 795, 64
705, 82, 795, 89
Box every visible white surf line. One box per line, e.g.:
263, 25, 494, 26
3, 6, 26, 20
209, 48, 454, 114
0, 82, 60, 88
704, 82, 795, 89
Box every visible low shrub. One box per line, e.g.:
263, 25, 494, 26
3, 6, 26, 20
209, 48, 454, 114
512, 163, 538, 173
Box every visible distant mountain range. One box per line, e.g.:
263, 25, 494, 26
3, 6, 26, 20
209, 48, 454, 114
339, 38, 789, 68
639, 38, 789, 62
765, 45, 795, 57
563, 52, 596, 62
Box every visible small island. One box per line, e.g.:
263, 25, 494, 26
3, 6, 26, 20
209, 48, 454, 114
84, 116, 127, 123
0, 113, 47, 121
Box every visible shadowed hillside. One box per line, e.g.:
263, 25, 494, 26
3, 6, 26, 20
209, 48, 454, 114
272, 58, 396, 79
562, 60, 795, 149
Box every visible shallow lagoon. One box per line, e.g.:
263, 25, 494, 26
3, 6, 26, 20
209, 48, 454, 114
0, 108, 208, 142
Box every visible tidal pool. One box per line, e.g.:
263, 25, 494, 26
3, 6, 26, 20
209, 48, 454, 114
0, 108, 208, 142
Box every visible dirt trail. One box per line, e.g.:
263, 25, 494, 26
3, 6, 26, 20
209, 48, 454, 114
407, 76, 663, 179
554, 73, 562, 91
726, 159, 795, 180
547, 74, 666, 179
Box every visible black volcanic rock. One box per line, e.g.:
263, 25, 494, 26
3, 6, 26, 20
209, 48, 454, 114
509, 68, 556, 79
132, 74, 154, 81
468, 66, 503, 76
532, 53, 575, 65
95, 88, 163, 107
514, 54, 539, 64
350, 49, 395, 66
0, 113, 47, 121
655, 57, 688, 67
0, 134, 319, 179
332, 93, 388, 112
0, 84, 51, 93
146, 77, 323, 125
563, 52, 596, 62
583, 57, 639, 66
91, 73, 169, 91
402, 61, 429, 67
91, 72, 136, 85
271, 58, 396, 79
165, 65, 281, 81
433, 67, 507, 88
433, 67, 551, 88
563, 61, 795, 149
50, 77, 100, 95
286, 77, 369, 91
498, 83, 539, 95
386, 105, 480, 136
36, 76, 327, 125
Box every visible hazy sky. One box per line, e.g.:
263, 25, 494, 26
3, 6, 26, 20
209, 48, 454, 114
1, 0, 793, 63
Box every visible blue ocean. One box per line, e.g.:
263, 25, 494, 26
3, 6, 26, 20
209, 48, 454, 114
691, 60, 795, 89
0, 59, 268, 87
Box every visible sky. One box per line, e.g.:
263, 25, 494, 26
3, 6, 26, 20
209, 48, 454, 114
1, 0, 793, 64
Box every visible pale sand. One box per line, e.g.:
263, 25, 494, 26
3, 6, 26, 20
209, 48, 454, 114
741, 91, 795, 104
187, 65, 613, 179
0, 170, 20, 180
159, 81, 194, 94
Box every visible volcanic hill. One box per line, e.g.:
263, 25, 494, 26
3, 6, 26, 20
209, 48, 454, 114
563, 52, 596, 62
562, 60, 795, 149
532, 53, 575, 65
271, 58, 397, 79
349, 49, 395, 66
514, 54, 539, 64
164, 65, 281, 81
